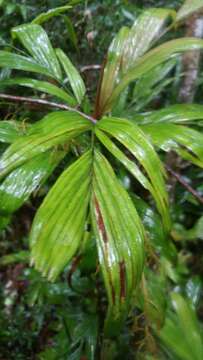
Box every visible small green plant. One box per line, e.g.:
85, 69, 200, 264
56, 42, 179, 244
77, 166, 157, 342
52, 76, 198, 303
0, 0, 203, 341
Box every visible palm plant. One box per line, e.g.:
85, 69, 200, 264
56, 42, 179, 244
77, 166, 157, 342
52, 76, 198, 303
0, 0, 203, 337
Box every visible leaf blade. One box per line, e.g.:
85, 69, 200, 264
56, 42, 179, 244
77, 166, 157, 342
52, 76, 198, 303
0, 77, 77, 106
0, 111, 93, 179
122, 8, 176, 72
12, 24, 62, 80
95, 128, 155, 195
91, 149, 145, 335
97, 117, 170, 229
0, 121, 23, 143
159, 293, 203, 360
32, 5, 72, 24
137, 104, 203, 125
177, 0, 203, 22
0, 149, 65, 214
106, 38, 203, 113
99, 8, 176, 114
142, 123, 203, 168
0, 51, 54, 78
56, 48, 86, 104
30, 150, 92, 280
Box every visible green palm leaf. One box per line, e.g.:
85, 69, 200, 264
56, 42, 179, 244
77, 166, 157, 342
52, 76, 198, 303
0, 111, 93, 179
32, 5, 72, 25
121, 8, 176, 72
98, 8, 175, 116
97, 117, 170, 229
28, 147, 145, 334
0, 78, 77, 106
177, 0, 203, 22
56, 48, 86, 104
0, 121, 23, 143
159, 293, 203, 360
30, 150, 92, 279
97, 26, 129, 117
91, 149, 145, 335
142, 123, 203, 168
0, 150, 65, 214
136, 104, 203, 125
95, 129, 153, 192
106, 38, 203, 113
12, 24, 62, 80
0, 51, 54, 78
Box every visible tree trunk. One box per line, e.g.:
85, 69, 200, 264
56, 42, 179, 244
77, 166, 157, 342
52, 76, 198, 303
179, 12, 203, 103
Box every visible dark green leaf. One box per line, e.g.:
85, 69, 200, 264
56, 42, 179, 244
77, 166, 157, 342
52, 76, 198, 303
63, 16, 79, 53
132, 195, 176, 260
0, 251, 29, 265
32, 5, 72, 24
0, 215, 10, 231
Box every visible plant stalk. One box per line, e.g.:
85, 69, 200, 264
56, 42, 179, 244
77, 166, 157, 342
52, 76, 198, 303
0, 93, 97, 124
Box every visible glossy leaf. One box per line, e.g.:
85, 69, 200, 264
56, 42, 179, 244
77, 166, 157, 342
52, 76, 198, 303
0, 111, 93, 179
137, 104, 203, 125
30, 150, 92, 280
142, 123, 203, 168
29, 146, 145, 333
186, 277, 202, 308
0, 77, 77, 106
177, 0, 203, 21
159, 293, 203, 360
0, 51, 54, 78
96, 129, 153, 193
0, 121, 22, 143
91, 149, 145, 335
12, 24, 62, 80
32, 5, 72, 24
97, 117, 170, 229
122, 8, 176, 72
98, 26, 130, 116
132, 59, 176, 112
56, 48, 86, 104
0, 150, 65, 214
99, 8, 175, 115
105, 38, 203, 113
